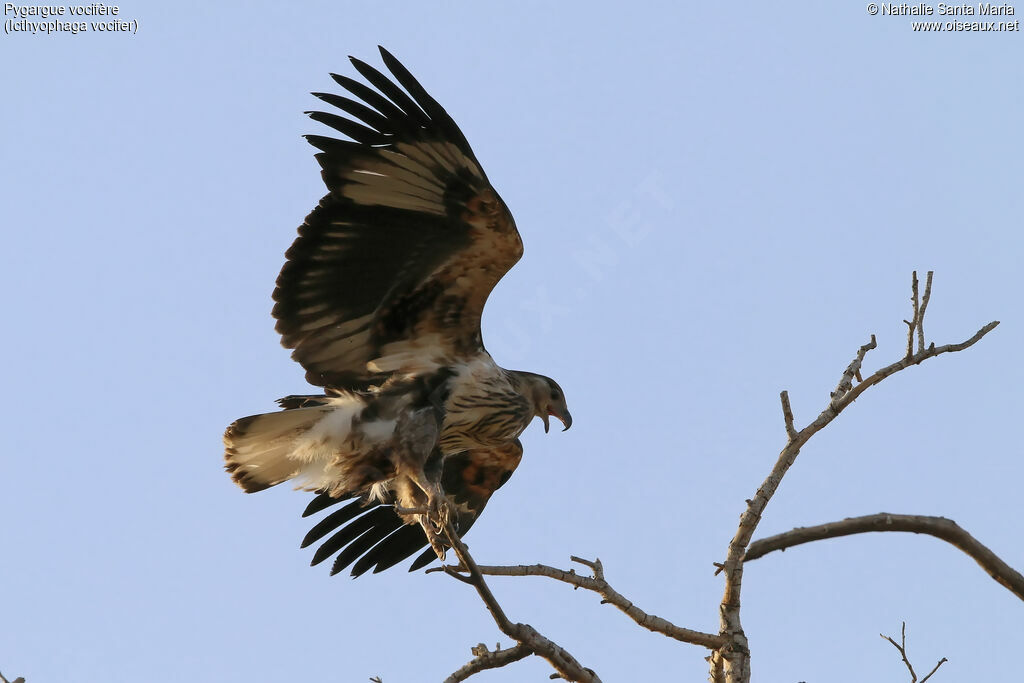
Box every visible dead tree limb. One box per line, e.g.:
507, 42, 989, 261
881, 622, 948, 682
711, 272, 999, 683
744, 513, 1024, 601
430, 272, 997, 682
442, 556, 724, 649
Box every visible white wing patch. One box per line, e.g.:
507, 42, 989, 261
367, 334, 449, 375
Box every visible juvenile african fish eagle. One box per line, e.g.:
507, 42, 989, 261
223, 47, 571, 576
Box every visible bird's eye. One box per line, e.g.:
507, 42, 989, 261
550, 390, 560, 400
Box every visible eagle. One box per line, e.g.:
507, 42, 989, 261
223, 47, 571, 576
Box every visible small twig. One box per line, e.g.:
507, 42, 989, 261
0, 672, 24, 683
443, 643, 532, 683
570, 555, 601, 576
920, 657, 949, 683
744, 513, 1024, 602
880, 622, 947, 682
907, 271, 920, 359
780, 391, 797, 441
881, 622, 917, 681
369, 677, 383, 683
830, 335, 877, 408
917, 271, 933, 353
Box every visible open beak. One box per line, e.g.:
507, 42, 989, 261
544, 409, 572, 433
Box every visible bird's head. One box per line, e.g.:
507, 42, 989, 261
516, 371, 572, 433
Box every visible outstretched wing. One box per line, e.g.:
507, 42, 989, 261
300, 440, 524, 577
273, 47, 523, 387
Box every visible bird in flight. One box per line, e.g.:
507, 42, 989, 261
223, 47, 571, 576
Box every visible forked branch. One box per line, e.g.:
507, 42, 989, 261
440, 522, 600, 682
881, 622, 948, 682
461, 556, 724, 649
713, 272, 999, 683
430, 272, 999, 683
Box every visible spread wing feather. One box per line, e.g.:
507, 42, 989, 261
301, 440, 524, 576
273, 46, 523, 387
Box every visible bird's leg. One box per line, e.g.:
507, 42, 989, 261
391, 483, 449, 524
392, 503, 429, 516
424, 477, 450, 530
422, 518, 448, 561
393, 406, 450, 559
416, 471, 451, 561
392, 453, 450, 530
392, 477, 449, 561
392, 507, 448, 560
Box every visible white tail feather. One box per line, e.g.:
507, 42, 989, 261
224, 391, 410, 497
224, 405, 337, 493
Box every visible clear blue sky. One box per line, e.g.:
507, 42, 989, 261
2, 2, 1021, 681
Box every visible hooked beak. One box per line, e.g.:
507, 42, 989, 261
543, 408, 572, 433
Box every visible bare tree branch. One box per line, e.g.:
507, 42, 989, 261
829, 335, 878, 410
881, 622, 948, 682
443, 556, 724, 650
712, 273, 999, 683
440, 522, 600, 682
919, 657, 949, 683
0, 672, 26, 683
917, 271, 933, 354
836, 321, 998, 419
744, 513, 1024, 601
780, 391, 797, 440
443, 643, 532, 683
882, 622, 918, 681
906, 271, 920, 359
425, 273, 997, 682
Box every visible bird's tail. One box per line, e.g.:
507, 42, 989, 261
223, 404, 336, 493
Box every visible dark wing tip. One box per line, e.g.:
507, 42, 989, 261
408, 547, 439, 572
328, 72, 355, 89
350, 523, 431, 577
301, 491, 350, 518
377, 45, 396, 62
